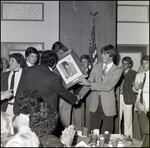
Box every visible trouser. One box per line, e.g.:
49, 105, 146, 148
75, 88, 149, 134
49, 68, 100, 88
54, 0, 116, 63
119, 94, 133, 137
90, 96, 114, 134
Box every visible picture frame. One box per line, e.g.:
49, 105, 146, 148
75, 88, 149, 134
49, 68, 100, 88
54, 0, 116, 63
56, 49, 88, 89
1, 2, 44, 21
117, 5, 149, 23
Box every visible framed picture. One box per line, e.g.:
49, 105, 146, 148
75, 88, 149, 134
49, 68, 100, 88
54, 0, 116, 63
1, 2, 44, 21
56, 49, 88, 89
117, 5, 149, 23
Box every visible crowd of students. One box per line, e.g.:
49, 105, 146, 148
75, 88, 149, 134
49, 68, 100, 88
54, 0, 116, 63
1, 41, 149, 147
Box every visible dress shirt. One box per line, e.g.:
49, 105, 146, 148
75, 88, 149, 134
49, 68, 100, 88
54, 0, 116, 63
8, 68, 22, 97
26, 61, 33, 67
103, 62, 113, 73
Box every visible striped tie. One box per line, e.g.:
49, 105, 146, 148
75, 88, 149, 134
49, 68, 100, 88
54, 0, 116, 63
101, 65, 107, 82
120, 71, 126, 94
120, 76, 124, 94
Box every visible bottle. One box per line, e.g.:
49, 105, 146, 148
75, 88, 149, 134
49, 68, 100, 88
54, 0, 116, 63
104, 131, 110, 144
96, 137, 100, 146
100, 137, 105, 147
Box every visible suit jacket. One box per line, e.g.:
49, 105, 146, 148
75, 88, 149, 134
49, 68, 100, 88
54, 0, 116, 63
23, 65, 78, 111
139, 111, 149, 147
80, 63, 122, 116
122, 69, 137, 104
1, 68, 27, 115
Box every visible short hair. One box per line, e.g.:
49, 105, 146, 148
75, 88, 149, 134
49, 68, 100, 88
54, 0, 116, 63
122, 56, 133, 68
29, 102, 58, 137
80, 54, 90, 63
141, 55, 149, 64
25, 47, 39, 65
51, 41, 68, 53
1, 57, 10, 68
101, 44, 116, 60
41, 50, 59, 68
9, 53, 26, 68
18, 89, 42, 115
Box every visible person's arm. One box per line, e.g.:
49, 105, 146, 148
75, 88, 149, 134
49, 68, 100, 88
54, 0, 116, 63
51, 75, 81, 105
90, 68, 122, 92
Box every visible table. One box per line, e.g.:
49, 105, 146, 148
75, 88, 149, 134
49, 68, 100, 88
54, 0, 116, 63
71, 134, 141, 147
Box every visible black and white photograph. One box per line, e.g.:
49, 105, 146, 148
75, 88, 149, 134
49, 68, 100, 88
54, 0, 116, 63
1, 1, 149, 147
56, 49, 88, 89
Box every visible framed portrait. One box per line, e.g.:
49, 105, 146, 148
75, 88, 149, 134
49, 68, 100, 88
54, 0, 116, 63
56, 49, 88, 89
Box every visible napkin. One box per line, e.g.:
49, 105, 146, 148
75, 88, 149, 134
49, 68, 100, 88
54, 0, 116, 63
75, 141, 90, 147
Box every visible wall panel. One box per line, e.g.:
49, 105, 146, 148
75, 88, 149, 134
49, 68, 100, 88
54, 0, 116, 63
59, 1, 117, 62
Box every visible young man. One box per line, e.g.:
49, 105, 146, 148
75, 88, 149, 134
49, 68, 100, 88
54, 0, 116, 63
1, 53, 27, 117
72, 54, 91, 130
133, 55, 149, 114
132, 55, 149, 141
25, 47, 39, 67
118, 57, 137, 138
79, 44, 122, 133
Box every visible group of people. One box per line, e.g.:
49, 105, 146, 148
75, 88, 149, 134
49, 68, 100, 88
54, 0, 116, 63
1, 41, 149, 147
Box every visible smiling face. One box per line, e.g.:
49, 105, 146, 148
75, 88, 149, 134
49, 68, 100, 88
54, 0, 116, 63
81, 59, 89, 69
26, 53, 38, 65
101, 52, 113, 65
122, 60, 131, 71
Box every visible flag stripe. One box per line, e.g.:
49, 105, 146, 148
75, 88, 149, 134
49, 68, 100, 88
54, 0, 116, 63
89, 23, 98, 69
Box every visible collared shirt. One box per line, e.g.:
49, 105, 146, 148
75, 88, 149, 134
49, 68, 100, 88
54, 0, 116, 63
26, 61, 33, 67
103, 62, 113, 73
8, 68, 22, 97
48, 66, 53, 72
125, 68, 129, 74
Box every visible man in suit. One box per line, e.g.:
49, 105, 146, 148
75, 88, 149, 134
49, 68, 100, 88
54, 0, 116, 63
132, 55, 149, 141
25, 47, 39, 67
118, 57, 137, 138
1, 53, 27, 117
51, 41, 73, 136
23, 50, 81, 113
78, 44, 122, 134
133, 55, 149, 112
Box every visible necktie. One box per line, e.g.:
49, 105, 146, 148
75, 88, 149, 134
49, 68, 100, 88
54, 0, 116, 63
120, 71, 126, 94
10, 71, 18, 91
101, 65, 107, 82
140, 72, 146, 104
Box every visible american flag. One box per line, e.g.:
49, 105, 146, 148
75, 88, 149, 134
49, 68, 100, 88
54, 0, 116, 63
89, 22, 98, 69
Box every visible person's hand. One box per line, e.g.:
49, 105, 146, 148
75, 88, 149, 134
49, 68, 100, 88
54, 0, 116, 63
1, 90, 13, 101
132, 81, 140, 90
135, 101, 146, 114
139, 82, 144, 89
60, 125, 75, 147
75, 93, 82, 105
78, 78, 92, 86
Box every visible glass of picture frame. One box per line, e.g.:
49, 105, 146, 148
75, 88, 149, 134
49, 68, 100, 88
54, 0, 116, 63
56, 49, 88, 89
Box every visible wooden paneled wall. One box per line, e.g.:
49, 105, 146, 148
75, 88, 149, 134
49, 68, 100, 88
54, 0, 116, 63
59, 1, 117, 62
59, 1, 117, 131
